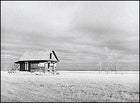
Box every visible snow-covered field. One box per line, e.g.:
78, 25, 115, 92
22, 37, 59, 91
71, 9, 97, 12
1, 71, 139, 102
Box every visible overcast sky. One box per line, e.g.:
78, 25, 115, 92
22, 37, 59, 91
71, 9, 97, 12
1, 1, 139, 70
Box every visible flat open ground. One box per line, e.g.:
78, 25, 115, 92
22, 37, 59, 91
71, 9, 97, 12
1, 71, 139, 102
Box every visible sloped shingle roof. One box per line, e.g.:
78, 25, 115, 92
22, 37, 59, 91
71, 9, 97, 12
18, 50, 56, 62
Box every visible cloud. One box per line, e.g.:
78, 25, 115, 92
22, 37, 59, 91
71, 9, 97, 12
1, 1, 139, 70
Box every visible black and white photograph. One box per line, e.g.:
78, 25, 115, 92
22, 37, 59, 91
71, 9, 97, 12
1, 1, 139, 102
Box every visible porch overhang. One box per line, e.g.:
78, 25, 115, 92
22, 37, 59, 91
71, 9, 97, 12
15, 59, 58, 63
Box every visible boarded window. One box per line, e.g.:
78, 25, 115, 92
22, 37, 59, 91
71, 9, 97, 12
31, 63, 38, 69
38, 63, 45, 67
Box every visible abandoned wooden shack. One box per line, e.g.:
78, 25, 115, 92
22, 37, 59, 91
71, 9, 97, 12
14, 50, 60, 73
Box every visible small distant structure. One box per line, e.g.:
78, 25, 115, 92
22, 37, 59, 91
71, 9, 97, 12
14, 50, 60, 73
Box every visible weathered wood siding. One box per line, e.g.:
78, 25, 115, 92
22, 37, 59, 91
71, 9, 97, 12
19, 61, 55, 72
29, 62, 46, 72
20, 62, 25, 71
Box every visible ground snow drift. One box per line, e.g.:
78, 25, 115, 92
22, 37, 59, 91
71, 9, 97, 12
1, 71, 139, 102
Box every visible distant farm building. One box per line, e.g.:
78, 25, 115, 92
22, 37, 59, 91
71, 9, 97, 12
14, 50, 60, 73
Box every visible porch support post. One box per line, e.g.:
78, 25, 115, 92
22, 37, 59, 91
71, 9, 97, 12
44, 62, 47, 73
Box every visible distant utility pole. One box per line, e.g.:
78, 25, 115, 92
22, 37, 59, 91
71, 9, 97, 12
115, 65, 118, 74
98, 64, 101, 74
97, 61, 102, 74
